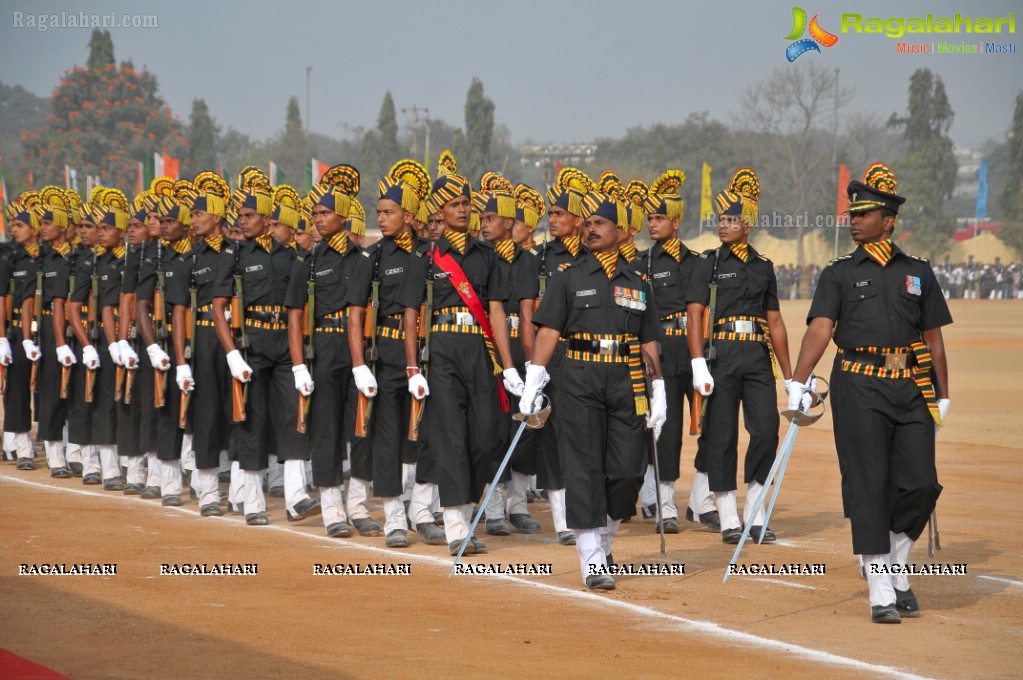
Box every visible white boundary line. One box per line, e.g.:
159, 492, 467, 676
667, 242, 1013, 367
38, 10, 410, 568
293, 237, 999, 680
977, 575, 1023, 588
1, 473, 936, 680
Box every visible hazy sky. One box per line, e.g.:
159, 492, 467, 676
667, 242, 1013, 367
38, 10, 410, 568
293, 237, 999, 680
1, 0, 1019, 149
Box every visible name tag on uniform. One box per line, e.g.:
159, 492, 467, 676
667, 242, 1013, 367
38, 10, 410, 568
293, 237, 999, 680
385, 267, 404, 276
165, 271, 174, 278
245, 264, 263, 273
905, 275, 921, 296
576, 289, 597, 297
315, 268, 334, 278
653, 271, 671, 279
717, 272, 737, 279
13, 270, 26, 277
613, 286, 646, 311
194, 266, 211, 276
45, 271, 57, 278
853, 279, 871, 288
432, 271, 451, 280
101, 274, 109, 281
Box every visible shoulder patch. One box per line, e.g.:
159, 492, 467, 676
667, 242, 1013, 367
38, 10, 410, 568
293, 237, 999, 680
224, 248, 234, 255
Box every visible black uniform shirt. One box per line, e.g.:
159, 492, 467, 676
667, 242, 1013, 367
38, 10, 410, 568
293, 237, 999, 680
41, 245, 73, 306
807, 244, 953, 348
284, 238, 362, 316
121, 241, 153, 296
345, 235, 422, 317
70, 249, 124, 309
7, 247, 40, 309
136, 242, 192, 327
167, 239, 223, 309
212, 239, 297, 307
532, 252, 659, 343
397, 234, 510, 311
535, 237, 586, 298
686, 244, 780, 318
638, 240, 701, 318
499, 244, 540, 316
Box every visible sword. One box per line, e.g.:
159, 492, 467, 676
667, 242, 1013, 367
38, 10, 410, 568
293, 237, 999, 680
450, 395, 551, 577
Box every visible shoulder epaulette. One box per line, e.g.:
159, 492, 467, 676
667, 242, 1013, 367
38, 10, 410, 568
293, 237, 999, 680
688, 249, 700, 257
296, 256, 304, 263
528, 247, 539, 256
361, 250, 372, 258
910, 254, 930, 263
827, 254, 852, 266
757, 254, 769, 261
224, 248, 234, 255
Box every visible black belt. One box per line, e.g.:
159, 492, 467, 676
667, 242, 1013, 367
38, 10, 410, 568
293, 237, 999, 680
247, 309, 285, 324
195, 310, 215, 323
839, 349, 917, 369
378, 315, 403, 330
660, 316, 687, 331
315, 314, 349, 329
433, 312, 479, 327
566, 338, 631, 357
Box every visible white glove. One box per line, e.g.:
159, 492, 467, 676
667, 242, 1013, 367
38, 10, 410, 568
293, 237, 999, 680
691, 358, 714, 396
176, 364, 194, 393
108, 341, 123, 366
502, 368, 525, 397
22, 339, 41, 362
226, 349, 252, 382
519, 363, 549, 415
118, 340, 138, 369
0, 338, 11, 366
786, 380, 812, 413
292, 364, 314, 396
56, 344, 77, 367
147, 343, 171, 372
645, 378, 667, 440
82, 345, 100, 370
938, 398, 950, 422
352, 364, 378, 398
408, 369, 429, 399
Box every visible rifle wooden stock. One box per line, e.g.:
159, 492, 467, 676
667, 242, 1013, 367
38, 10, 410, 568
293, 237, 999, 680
689, 393, 702, 436
85, 368, 96, 403
184, 308, 192, 340
355, 392, 371, 438
230, 297, 242, 330
154, 369, 165, 408
115, 365, 124, 401
0, 364, 5, 395
153, 289, 165, 323
60, 365, 70, 399
297, 393, 308, 433
124, 369, 135, 404
179, 384, 190, 428
30, 362, 38, 393
407, 397, 422, 441
231, 378, 246, 422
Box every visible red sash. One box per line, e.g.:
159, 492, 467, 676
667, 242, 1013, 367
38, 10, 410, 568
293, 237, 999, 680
432, 248, 510, 412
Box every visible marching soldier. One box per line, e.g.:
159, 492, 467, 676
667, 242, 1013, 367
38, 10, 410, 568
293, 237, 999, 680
635, 171, 717, 534
521, 184, 667, 589
2, 193, 43, 469
346, 159, 437, 546
397, 150, 518, 555
284, 165, 362, 537
686, 168, 792, 544
62, 191, 89, 477
213, 167, 315, 526
169, 172, 233, 517
788, 163, 950, 623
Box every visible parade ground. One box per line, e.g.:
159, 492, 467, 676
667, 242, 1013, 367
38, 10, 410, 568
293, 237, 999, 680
1, 299, 1020, 680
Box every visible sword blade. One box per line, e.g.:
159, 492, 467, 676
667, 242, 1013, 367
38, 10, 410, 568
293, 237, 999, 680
758, 420, 799, 543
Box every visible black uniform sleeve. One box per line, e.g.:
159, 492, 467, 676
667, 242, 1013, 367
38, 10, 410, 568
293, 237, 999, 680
166, 255, 191, 307
764, 262, 780, 312
69, 258, 91, 304
135, 256, 156, 302
514, 253, 540, 302
806, 264, 841, 324
396, 248, 429, 310
211, 246, 237, 299
283, 256, 309, 310
686, 255, 713, 306
0, 258, 9, 297
638, 278, 660, 344
344, 248, 376, 308
919, 263, 953, 331
487, 254, 511, 303
121, 247, 141, 294
532, 269, 569, 334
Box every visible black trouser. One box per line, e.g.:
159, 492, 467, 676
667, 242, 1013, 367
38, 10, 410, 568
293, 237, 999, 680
413, 440, 437, 484
422, 331, 500, 507
3, 326, 32, 433
37, 316, 68, 441
536, 343, 566, 489
306, 328, 351, 488
230, 326, 306, 471
343, 373, 372, 483
505, 335, 538, 477
190, 326, 231, 469
66, 336, 91, 446
369, 335, 410, 498
154, 341, 183, 462
557, 357, 646, 529
831, 368, 942, 555
693, 339, 777, 492
655, 332, 693, 481
89, 331, 117, 446
137, 350, 158, 452
116, 339, 143, 457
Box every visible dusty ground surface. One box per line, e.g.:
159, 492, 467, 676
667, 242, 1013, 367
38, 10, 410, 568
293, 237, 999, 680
1, 299, 1021, 680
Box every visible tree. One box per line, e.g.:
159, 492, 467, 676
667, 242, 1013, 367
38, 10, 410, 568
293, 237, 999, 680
888, 69, 958, 258
0, 82, 49, 194
87, 29, 114, 71
183, 98, 219, 178
21, 41, 187, 191
995, 92, 1023, 253
461, 78, 495, 183
358, 91, 407, 191
270, 96, 309, 185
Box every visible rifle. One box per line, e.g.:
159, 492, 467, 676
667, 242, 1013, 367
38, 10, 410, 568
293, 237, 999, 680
85, 250, 99, 403
1, 283, 9, 393
408, 243, 434, 441
153, 240, 167, 408
180, 252, 198, 428
690, 246, 720, 436
355, 247, 381, 438
122, 245, 144, 405
536, 234, 549, 306
297, 244, 315, 433
30, 270, 42, 393
231, 245, 249, 422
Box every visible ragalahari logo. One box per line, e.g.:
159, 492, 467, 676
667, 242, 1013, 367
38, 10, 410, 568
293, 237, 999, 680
784, 7, 839, 61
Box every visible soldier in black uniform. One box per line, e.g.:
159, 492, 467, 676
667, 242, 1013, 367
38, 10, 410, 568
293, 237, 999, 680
37, 187, 76, 477
686, 168, 792, 545
788, 163, 951, 623
170, 172, 233, 517
2, 195, 43, 468
62, 193, 91, 478
522, 186, 666, 590
634, 170, 717, 534
534, 167, 595, 546
284, 166, 365, 537
398, 150, 516, 555
346, 160, 437, 547
213, 168, 313, 526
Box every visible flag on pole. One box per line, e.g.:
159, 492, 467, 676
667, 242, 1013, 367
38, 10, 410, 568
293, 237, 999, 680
976, 161, 988, 221
64, 165, 79, 193
305, 158, 327, 190
162, 154, 180, 180
836, 164, 850, 217
700, 162, 713, 222
0, 169, 7, 235
269, 161, 286, 186
86, 174, 101, 198
153, 152, 164, 179
137, 161, 145, 195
